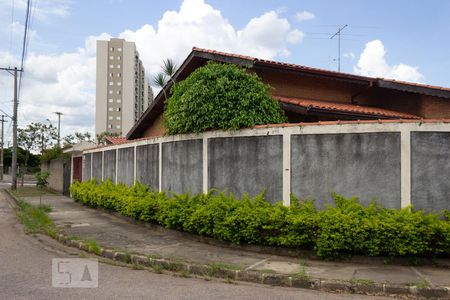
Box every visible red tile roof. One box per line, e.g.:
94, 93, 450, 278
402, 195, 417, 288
192, 47, 450, 93
105, 136, 128, 145
275, 96, 421, 120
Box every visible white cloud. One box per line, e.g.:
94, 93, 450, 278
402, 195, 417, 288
0, 0, 305, 139
344, 52, 355, 60
354, 40, 423, 82
295, 11, 315, 22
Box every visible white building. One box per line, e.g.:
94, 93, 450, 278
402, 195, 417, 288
96, 38, 153, 136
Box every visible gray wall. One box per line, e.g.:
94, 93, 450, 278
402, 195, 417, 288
92, 152, 102, 181
208, 136, 283, 203
41, 158, 70, 193
83, 125, 450, 212
411, 132, 450, 212
103, 150, 116, 182
162, 140, 203, 194
291, 133, 401, 208
117, 147, 134, 186
83, 153, 91, 181
136, 144, 159, 190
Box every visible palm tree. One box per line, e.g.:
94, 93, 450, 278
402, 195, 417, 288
152, 72, 168, 99
162, 58, 177, 85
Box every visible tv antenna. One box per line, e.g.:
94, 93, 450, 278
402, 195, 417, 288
330, 24, 348, 72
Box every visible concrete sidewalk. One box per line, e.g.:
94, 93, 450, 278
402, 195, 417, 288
12, 192, 450, 298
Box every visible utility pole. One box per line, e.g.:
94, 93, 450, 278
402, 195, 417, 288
54, 111, 63, 147
0, 115, 7, 180
0, 67, 23, 190
330, 24, 348, 72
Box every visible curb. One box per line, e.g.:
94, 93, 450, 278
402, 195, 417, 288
6, 190, 450, 299
53, 232, 450, 299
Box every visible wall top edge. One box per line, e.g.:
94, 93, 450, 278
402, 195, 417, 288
83, 121, 450, 153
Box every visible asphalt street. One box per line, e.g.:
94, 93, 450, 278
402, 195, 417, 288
0, 188, 391, 300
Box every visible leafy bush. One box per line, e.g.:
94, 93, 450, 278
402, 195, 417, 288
34, 170, 50, 189
40, 146, 70, 162
70, 180, 450, 259
164, 62, 287, 135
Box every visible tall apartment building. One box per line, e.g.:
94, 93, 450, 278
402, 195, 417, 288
96, 38, 153, 137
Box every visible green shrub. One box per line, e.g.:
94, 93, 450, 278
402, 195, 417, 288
163, 61, 287, 135
69, 181, 450, 259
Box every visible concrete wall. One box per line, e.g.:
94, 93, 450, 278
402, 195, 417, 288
92, 152, 102, 181
162, 140, 203, 195
136, 144, 159, 190
411, 132, 450, 212
103, 150, 116, 182
83, 121, 450, 212
117, 147, 134, 186
208, 136, 283, 203
291, 133, 401, 208
83, 153, 91, 181
41, 158, 70, 193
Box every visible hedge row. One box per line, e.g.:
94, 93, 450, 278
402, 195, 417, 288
70, 180, 450, 258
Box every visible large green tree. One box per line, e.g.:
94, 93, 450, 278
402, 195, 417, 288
164, 62, 286, 135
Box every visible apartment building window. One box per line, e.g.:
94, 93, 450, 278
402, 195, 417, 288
109, 73, 114, 77
116, 125, 121, 129
108, 90, 113, 94
110, 47, 114, 51
117, 82, 121, 86
109, 81, 113, 86
108, 99, 113, 103
118, 56, 121, 60
108, 107, 113, 111
118, 47, 122, 52
116, 116, 121, 120
109, 55, 114, 60
117, 108, 121, 112
117, 65, 121, 69
117, 73, 121, 77
109, 64, 114, 68
108, 116, 113, 120
108, 124, 113, 129
117, 99, 121, 103
117, 90, 121, 95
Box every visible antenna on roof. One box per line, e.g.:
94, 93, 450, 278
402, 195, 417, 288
330, 24, 348, 72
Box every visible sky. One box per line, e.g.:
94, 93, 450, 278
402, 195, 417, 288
0, 0, 449, 143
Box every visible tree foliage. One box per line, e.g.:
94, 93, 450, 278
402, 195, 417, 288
164, 62, 286, 135
18, 122, 57, 154
96, 131, 120, 145
63, 132, 93, 146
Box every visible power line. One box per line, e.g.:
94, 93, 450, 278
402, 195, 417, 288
18, 0, 33, 98
330, 24, 348, 72
9, 0, 15, 52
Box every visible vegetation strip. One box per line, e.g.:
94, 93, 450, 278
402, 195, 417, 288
71, 180, 450, 258
5, 189, 450, 298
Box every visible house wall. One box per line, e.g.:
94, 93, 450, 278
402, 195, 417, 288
41, 158, 71, 194
83, 121, 450, 212
143, 114, 165, 137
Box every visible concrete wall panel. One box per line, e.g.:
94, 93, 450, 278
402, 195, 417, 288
208, 136, 283, 203
136, 144, 159, 190
411, 132, 450, 212
83, 153, 91, 181
103, 150, 116, 182
162, 140, 202, 194
92, 152, 102, 181
291, 133, 401, 208
117, 147, 134, 186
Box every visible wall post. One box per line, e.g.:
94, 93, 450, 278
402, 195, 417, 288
115, 148, 118, 184
202, 137, 208, 194
158, 142, 162, 192
133, 146, 137, 184
400, 129, 412, 208
282, 133, 291, 206
101, 151, 104, 181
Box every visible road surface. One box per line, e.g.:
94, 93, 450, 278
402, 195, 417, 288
0, 189, 390, 300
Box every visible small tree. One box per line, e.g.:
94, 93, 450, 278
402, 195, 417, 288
164, 62, 286, 135
35, 170, 50, 206
96, 131, 120, 145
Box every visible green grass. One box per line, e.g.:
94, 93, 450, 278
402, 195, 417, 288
84, 239, 102, 255
408, 279, 431, 289
15, 199, 58, 238
12, 186, 57, 198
